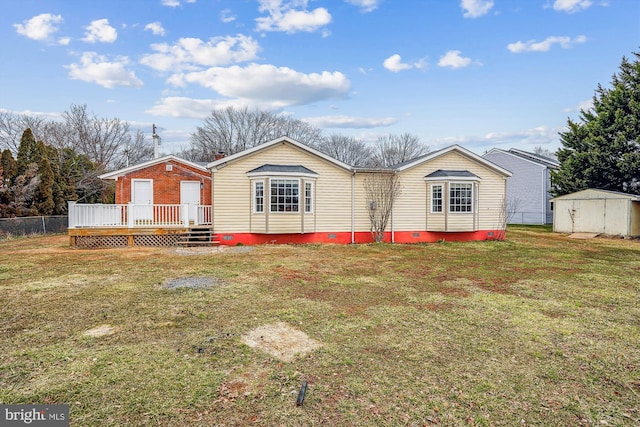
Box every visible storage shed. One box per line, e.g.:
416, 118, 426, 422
551, 189, 640, 237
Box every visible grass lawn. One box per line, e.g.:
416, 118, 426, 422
0, 228, 638, 426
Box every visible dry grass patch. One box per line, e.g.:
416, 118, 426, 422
0, 230, 638, 426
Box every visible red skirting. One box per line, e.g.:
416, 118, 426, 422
215, 230, 505, 245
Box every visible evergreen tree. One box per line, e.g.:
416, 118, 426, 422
552, 52, 640, 196
1, 149, 16, 185
16, 128, 38, 177
32, 141, 55, 215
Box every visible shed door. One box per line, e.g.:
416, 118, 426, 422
132, 179, 153, 221
181, 181, 200, 223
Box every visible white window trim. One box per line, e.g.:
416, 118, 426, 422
304, 181, 314, 213
431, 183, 443, 214
449, 182, 474, 214
253, 180, 265, 214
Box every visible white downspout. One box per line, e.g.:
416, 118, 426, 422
351, 172, 355, 244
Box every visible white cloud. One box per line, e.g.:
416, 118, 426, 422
507, 35, 586, 53
563, 99, 594, 113
303, 115, 397, 128
383, 54, 426, 72
146, 97, 221, 118
256, 0, 332, 34
82, 19, 117, 43
58, 37, 71, 46
145, 22, 166, 36
552, 0, 593, 13
344, 0, 382, 13
140, 35, 260, 72
67, 52, 143, 88
167, 63, 350, 109
220, 9, 237, 23
437, 50, 472, 69
429, 125, 563, 152
161, 0, 196, 6
460, 0, 494, 18
13, 13, 63, 42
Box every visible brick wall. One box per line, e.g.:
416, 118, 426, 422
114, 161, 212, 205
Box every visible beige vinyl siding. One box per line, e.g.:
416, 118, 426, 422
395, 151, 506, 232
353, 172, 385, 233
213, 142, 352, 234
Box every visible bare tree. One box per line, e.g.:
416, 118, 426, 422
313, 134, 372, 166
370, 133, 429, 167
190, 106, 324, 161
533, 145, 557, 161
0, 111, 49, 154
363, 172, 402, 243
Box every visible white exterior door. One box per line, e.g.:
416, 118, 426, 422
181, 181, 201, 224
132, 179, 153, 221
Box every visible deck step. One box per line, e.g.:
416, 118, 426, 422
177, 227, 219, 247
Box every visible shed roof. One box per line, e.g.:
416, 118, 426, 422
551, 188, 640, 201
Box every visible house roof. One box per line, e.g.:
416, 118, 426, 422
424, 170, 481, 180
484, 148, 559, 168
207, 136, 353, 172
393, 145, 512, 177
551, 188, 640, 201
247, 164, 318, 175
99, 155, 209, 180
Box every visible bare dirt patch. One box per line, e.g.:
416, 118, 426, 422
84, 324, 116, 337
162, 276, 225, 290
242, 322, 322, 362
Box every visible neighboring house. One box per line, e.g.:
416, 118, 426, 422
68, 137, 512, 247
482, 148, 559, 224
207, 136, 511, 245
551, 189, 640, 237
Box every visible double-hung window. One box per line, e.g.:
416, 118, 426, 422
431, 184, 443, 213
254, 181, 264, 213
449, 183, 473, 213
270, 179, 299, 212
304, 182, 313, 213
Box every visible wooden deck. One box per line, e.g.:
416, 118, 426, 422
69, 227, 199, 248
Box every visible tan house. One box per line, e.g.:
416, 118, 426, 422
68, 136, 511, 247
551, 189, 640, 237
207, 136, 511, 245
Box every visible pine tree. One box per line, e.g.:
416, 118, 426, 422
16, 128, 39, 177
32, 141, 55, 215
1, 149, 16, 185
552, 52, 640, 196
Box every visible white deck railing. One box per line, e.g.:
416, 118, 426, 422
68, 202, 212, 228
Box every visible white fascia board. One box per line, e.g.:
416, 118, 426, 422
206, 136, 353, 172
396, 144, 512, 177
99, 155, 208, 179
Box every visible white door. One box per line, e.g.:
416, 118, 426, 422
132, 179, 153, 221
181, 181, 201, 224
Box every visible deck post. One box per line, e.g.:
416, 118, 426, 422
182, 204, 189, 227
128, 203, 135, 228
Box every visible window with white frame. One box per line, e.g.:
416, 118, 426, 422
254, 181, 264, 213
449, 183, 473, 212
270, 179, 299, 212
304, 182, 313, 213
431, 184, 443, 213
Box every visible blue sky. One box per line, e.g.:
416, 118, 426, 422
1, 0, 638, 155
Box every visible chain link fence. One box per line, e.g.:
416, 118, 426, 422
0, 216, 68, 236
